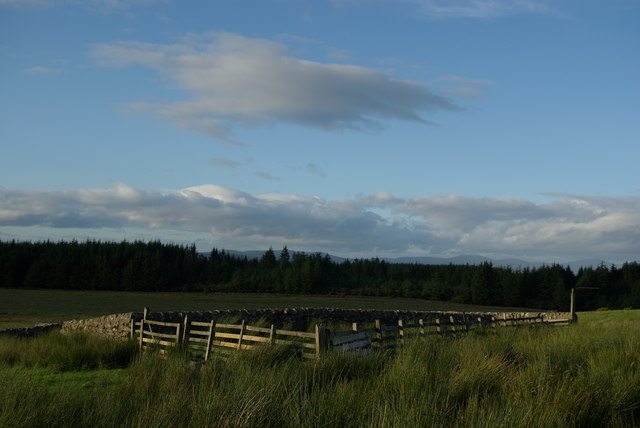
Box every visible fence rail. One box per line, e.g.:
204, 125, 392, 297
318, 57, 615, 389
131, 309, 566, 362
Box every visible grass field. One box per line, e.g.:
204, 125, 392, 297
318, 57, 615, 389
0, 288, 637, 427
1, 313, 638, 427
578, 309, 640, 322
0, 288, 542, 329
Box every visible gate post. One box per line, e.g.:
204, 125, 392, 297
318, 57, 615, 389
315, 324, 328, 358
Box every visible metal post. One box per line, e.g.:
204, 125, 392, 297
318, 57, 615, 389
570, 288, 576, 323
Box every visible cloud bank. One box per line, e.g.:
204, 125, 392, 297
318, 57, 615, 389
1, 184, 638, 263
90, 32, 457, 143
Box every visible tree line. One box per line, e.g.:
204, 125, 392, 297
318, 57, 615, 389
1, 240, 639, 311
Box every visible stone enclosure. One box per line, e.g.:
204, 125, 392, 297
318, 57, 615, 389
57, 308, 573, 341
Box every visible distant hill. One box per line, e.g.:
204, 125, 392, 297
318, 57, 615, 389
384, 255, 538, 268
383, 256, 613, 272
200, 249, 613, 271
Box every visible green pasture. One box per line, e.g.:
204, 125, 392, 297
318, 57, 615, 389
2, 287, 637, 426
1, 313, 638, 427
0, 288, 540, 329
2, 366, 127, 393
578, 309, 640, 322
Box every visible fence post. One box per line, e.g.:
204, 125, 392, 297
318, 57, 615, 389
130, 318, 134, 339
449, 315, 457, 336
269, 324, 276, 345
139, 319, 144, 350
419, 319, 425, 339
315, 324, 328, 358
175, 322, 181, 350
204, 320, 215, 362
374, 320, 383, 349
435, 318, 441, 335
237, 320, 246, 351
182, 315, 190, 346
144, 306, 152, 336
139, 307, 148, 351
352, 322, 358, 333
398, 319, 404, 347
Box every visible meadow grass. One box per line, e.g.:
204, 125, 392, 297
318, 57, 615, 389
578, 309, 640, 322
0, 330, 137, 371
1, 314, 638, 427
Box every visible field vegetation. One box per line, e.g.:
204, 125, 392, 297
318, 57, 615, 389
2, 240, 638, 425
1, 312, 638, 427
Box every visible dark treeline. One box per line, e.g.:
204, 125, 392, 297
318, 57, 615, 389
1, 240, 639, 311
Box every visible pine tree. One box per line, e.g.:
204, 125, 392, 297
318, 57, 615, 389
279, 246, 290, 269
260, 247, 277, 270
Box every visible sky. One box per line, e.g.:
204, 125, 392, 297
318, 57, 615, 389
1, 0, 639, 264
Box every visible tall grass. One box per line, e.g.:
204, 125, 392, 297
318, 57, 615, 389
0, 330, 137, 371
1, 319, 638, 427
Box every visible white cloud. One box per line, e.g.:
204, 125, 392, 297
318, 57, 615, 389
329, 0, 552, 18
436, 75, 495, 99
1, 184, 638, 263
24, 65, 63, 75
1, 0, 164, 9
0, 0, 47, 6
409, 0, 552, 18
90, 32, 458, 143
209, 157, 239, 168
256, 171, 281, 181
306, 162, 325, 177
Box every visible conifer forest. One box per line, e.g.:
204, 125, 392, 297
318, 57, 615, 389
1, 240, 638, 311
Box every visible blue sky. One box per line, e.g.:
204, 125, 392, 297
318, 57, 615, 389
1, 0, 638, 263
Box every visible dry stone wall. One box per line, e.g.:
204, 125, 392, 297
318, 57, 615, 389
0, 323, 62, 338
62, 313, 134, 340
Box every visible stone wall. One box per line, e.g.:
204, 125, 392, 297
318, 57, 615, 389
0, 323, 62, 338
487, 311, 573, 322
59, 308, 572, 340
62, 313, 134, 340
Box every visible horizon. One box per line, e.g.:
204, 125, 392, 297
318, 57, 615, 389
2, 238, 633, 270
1, 0, 638, 265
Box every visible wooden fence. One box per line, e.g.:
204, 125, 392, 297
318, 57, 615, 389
136, 319, 181, 357
131, 311, 561, 361
132, 315, 322, 360
328, 314, 546, 354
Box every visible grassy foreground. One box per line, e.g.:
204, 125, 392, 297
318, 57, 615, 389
1, 315, 639, 427
0, 288, 539, 329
